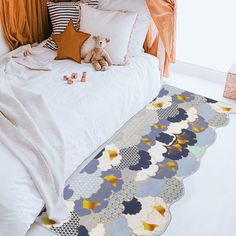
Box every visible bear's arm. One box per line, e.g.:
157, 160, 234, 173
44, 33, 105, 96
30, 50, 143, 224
84, 50, 94, 63
103, 51, 112, 66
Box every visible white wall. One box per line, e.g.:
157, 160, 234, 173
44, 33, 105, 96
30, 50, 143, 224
177, 0, 236, 72
0, 23, 10, 57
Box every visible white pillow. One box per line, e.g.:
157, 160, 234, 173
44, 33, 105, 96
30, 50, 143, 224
79, 4, 137, 65
98, 0, 151, 57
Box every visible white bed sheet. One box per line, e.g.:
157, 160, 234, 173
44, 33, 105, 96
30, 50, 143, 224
0, 43, 161, 236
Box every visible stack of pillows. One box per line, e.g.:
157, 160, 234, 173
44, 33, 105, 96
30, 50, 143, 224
45, 0, 151, 66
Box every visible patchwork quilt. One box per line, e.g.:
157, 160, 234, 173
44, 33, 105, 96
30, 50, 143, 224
37, 85, 236, 236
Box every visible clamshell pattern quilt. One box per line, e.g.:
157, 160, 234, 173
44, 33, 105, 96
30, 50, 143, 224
37, 85, 236, 236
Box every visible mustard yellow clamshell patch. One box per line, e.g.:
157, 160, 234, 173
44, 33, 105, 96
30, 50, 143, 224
104, 175, 118, 187
176, 95, 189, 101
192, 126, 205, 133
178, 139, 189, 145
143, 222, 159, 231
152, 102, 164, 109
82, 199, 101, 211
153, 124, 167, 129
166, 161, 177, 172
154, 205, 166, 216
173, 143, 183, 152
221, 106, 232, 112
142, 137, 151, 146
108, 150, 118, 161
42, 216, 56, 225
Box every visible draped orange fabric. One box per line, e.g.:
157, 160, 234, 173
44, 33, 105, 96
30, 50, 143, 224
0, 0, 50, 50
144, 0, 177, 77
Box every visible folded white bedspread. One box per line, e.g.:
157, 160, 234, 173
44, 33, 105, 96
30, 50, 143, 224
0, 68, 69, 232
1, 44, 52, 71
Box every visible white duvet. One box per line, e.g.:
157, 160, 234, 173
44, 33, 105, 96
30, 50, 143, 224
0, 43, 161, 236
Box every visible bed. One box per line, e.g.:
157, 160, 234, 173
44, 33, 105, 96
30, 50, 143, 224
21, 45, 236, 236
0, 41, 161, 236
5, 42, 234, 236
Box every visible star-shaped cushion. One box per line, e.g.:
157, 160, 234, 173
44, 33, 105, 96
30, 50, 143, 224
52, 20, 90, 63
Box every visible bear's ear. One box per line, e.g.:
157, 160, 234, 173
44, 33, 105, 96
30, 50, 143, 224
92, 35, 98, 40
105, 38, 110, 43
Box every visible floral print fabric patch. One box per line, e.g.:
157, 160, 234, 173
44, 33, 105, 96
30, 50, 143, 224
37, 85, 236, 236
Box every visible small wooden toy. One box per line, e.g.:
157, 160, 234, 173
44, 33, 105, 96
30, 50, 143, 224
71, 72, 78, 80
67, 79, 74, 84
80, 72, 87, 82
63, 75, 69, 81
23, 50, 32, 57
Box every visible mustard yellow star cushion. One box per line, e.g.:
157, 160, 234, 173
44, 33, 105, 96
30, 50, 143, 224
52, 20, 90, 63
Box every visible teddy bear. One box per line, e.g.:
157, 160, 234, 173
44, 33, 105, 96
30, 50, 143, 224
84, 36, 112, 71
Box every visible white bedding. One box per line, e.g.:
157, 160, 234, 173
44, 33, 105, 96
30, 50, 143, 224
0, 42, 161, 236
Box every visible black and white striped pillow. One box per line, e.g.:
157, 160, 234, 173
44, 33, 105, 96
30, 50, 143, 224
81, 0, 98, 7
45, 1, 98, 51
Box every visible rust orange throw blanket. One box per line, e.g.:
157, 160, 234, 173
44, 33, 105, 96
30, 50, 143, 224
145, 0, 177, 77
0, 0, 50, 50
